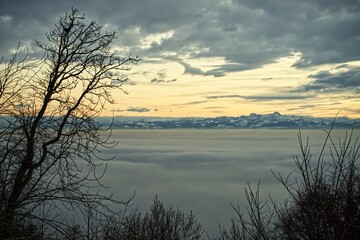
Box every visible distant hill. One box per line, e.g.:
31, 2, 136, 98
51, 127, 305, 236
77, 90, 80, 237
97, 112, 360, 129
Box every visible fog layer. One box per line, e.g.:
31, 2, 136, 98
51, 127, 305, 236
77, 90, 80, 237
99, 129, 357, 232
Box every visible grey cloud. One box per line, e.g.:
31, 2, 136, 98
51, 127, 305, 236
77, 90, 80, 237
308, 71, 333, 79
237, 0, 360, 68
125, 80, 137, 86
111, 78, 136, 86
286, 104, 317, 111
207, 95, 244, 99
344, 95, 360, 99
126, 107, 151, 113
287, 102, 341, 111
295, 67, 360, 93
348, 108, 360, 114
179, 61, 249, 78
157, 72, 166, 79
204, 106, 223, 109
179, 62, 205, 76
0, 0, 74, 57
207, 94, 312, 101
174, 100, 208, 106
1, 0, 359, 70
207, 71, 225, 77
203, 63, 252, 77
0, 15, 12, 23
246, 95, 313, 101
179, 61, 244, 78
150, 71, 176, 83
150, 78, 176, 83
336, 64, 350, 69
150, 78, 160, 83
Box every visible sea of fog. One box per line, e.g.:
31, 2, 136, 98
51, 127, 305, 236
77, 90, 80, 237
97, 129, 359, 234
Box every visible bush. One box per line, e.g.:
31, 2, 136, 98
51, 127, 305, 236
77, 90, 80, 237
212, 127, 360, 240
275, 129, 360, 239
101, 197, 204, 240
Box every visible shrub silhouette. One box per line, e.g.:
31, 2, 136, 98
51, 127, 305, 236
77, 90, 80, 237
212, 127, 360, 240
274, 129, 360, 239
101, 197, 204, 240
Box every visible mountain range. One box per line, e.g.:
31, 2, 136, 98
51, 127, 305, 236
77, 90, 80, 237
97, 112, 360, 129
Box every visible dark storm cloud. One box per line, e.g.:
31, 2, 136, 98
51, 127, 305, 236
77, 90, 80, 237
294, 67, 360, 93
1, 0, 359, 72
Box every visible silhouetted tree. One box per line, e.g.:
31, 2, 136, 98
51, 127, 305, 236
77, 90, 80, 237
101, 197, 204, 240
274, 128, 360, 239
0, 8, 138, 239
212, 125, 360, 240
211, 182, 278, 240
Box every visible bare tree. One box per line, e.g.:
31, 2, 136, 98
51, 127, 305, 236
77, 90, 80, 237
211, 182, 278, 240
0, 48, 38, 114
212, 123, 360, 240
274, 128, 360, 239
0, 8, 139, 239
101, 197, 204, 240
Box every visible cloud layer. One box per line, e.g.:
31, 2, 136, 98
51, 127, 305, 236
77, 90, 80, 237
295, 66, 360, 93
1, 0, 359, 69
100, 129, 354, 233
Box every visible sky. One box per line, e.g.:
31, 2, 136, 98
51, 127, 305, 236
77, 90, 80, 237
0, 0, 359, 118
